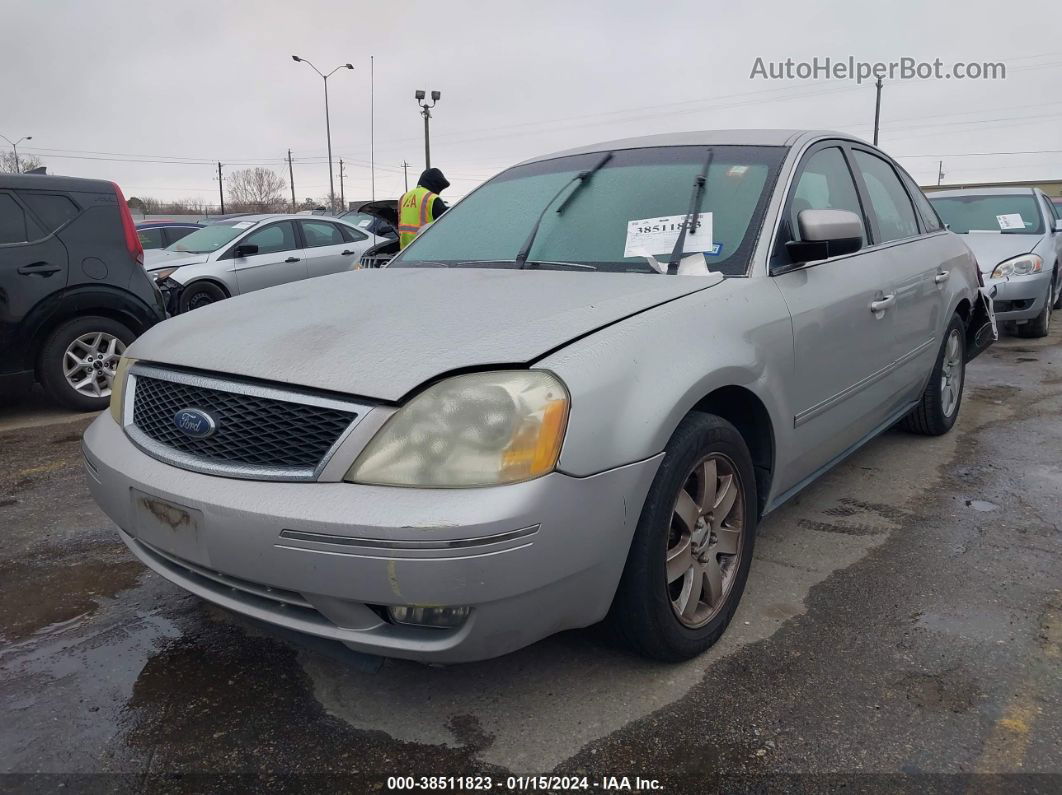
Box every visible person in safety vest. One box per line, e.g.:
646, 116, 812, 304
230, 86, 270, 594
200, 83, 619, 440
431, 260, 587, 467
397, 168, 450, 249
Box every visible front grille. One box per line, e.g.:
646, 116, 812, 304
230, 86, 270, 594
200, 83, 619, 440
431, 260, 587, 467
130, 370, 358, 476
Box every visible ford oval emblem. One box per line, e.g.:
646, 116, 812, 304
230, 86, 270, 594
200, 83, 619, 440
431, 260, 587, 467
173, 408, 217, 439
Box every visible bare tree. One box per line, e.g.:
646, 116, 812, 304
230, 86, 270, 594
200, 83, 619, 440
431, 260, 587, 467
0, 151, 44, 174
225, 167, 288, 212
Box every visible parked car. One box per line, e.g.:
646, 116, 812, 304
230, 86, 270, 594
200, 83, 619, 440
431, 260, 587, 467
929, 187, 1062, 337
0, 174, 166, 410
136, 220, 203, 250
339, 200, 398, 239
141, 214, 385, 313
83, 130, 991, 663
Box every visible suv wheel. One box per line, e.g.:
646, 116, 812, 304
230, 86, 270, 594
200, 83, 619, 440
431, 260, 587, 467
610, 413, 758, 661
178, 281, 227, 313
38, 316, 134, 412
902, 313, 966, 435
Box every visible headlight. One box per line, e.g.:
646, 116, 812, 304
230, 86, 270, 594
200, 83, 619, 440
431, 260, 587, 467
345, 371, 569, 487
108, 356, 136, 424
152, 267, 179, 282
991, 254, 1042, 279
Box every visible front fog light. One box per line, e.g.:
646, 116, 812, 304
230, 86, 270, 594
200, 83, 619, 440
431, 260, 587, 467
387, 605, 471, 629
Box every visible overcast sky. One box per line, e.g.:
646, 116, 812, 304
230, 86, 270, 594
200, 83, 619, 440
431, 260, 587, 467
3, 0, 1060, 206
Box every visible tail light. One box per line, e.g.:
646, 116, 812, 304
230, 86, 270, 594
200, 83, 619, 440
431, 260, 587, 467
111, 182, 144, 266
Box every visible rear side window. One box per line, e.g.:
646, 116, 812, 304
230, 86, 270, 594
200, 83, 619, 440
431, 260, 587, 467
301, 220, 344, 248
163, 226, 198, 246
0, 194, 32, 244
852, 151, 920, 242
18, 192, 80, 234
137, 228, 165, 249
907, 184, 943, 232
790, 147, 866, 244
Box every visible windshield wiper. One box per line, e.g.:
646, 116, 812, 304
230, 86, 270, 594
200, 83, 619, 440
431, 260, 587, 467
515, 151, 614, 269
666, 148, 714, 275
523, 260, 598, 271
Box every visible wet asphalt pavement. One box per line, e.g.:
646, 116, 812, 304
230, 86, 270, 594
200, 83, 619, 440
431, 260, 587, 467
1, 330, 1060, 794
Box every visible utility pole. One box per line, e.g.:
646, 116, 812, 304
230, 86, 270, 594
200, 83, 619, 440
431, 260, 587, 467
287, 149, 296, 212
415, 90, 441, 169
401, 160, 410, 192
339, 159, 346, 211
937, 160, 945, 186
872, 78, 883, 146
217, 162, 225, 214
370, 55, 375, 201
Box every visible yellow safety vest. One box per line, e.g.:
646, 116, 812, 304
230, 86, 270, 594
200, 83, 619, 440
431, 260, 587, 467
397, 186, 438, 249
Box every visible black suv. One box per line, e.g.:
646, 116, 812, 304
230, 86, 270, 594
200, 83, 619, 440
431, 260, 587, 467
0, 174, 166, 411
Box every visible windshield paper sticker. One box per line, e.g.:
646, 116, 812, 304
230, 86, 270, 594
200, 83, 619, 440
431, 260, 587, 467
996, 213, 1025, 231
233, 221, 256, 229
624, 212, 713, 258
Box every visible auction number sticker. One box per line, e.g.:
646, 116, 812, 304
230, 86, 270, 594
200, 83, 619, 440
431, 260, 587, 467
624, 212, 713, 258
996, 213, 1025, 231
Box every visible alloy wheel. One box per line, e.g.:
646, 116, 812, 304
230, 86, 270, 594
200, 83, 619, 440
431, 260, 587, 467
940, 328, 963, 417
666, 453, 746, 628
63, 332, 125, 398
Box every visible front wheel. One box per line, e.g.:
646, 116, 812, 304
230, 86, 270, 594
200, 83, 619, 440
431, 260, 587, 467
610, 413, 757, 661
1016, 284, 1052, 338
901, 313, 965, 436
178, 281, 227, 313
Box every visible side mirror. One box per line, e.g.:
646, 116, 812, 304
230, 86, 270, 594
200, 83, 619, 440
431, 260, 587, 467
234, 243, 259, 258
785, 209, 863, 264
1054, 219, 1062, 233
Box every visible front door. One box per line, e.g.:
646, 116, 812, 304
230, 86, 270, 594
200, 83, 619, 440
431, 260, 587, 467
770, 144, 899, 482
230, 221, 306, 294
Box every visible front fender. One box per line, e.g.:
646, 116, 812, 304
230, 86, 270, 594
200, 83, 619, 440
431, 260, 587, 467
539, 278, 793, 492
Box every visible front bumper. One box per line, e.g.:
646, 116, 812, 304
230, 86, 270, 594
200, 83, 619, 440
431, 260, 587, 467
982, 270, 1051, 322
82, 414, 660, 662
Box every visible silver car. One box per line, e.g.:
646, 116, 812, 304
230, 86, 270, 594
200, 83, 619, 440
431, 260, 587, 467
929, 187, 1062, 337
83, 130, 989, 663
142, 214, 385, 313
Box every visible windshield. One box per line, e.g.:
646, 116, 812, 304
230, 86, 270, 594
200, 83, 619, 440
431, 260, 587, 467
165, 222, 254, 253
391, 145, 786, 275
929, 194, 1043, 235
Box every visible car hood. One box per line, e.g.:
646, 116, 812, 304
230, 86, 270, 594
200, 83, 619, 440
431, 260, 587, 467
956, 233, 1039, 273
143, 248, 211, 271
129, 268, 720, 401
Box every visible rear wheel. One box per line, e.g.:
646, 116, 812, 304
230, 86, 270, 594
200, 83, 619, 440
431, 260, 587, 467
38, 316, 134, 411
902, 313, 965, 436
610, 413, 757, 661
178, 281, 227, 313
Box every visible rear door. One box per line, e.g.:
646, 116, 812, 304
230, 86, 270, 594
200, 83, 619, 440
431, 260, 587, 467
229, 221, 306, 294
0, 191, 68, 372
299, 219, 362, 278
770, 142, 899, 478
849, 147, 945, 404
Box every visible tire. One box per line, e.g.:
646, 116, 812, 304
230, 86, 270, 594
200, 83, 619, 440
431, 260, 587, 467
901, 313, 965, 436
1016, 284, 1052, 338
610, 413, 758, 661
178, 281, 227, 313
37, 316, 135, 412
1052, 268, 1062, 312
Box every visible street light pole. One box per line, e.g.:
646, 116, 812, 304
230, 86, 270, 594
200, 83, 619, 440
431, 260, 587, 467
872, 78, 883, 146
292, 56, 354, 213
414, 90, 441, 170
1, 134, 32, 173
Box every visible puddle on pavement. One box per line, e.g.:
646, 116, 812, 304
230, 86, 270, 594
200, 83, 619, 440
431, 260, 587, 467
0, 545, 143, 642
964, 499, 998, 512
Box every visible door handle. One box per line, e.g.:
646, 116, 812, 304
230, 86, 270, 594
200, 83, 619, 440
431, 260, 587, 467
285, 257, 301, 263
341, 250, 355, 256
934, 270, 950, 284
17, 261, 61, 277
869, 294, 896, 313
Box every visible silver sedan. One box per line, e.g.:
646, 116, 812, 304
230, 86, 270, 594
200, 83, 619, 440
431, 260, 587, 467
84, 130, 990, 663
143, 214, 385, 313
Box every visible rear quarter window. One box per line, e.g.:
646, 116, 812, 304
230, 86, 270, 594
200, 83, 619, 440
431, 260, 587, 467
17, 192, 81, 234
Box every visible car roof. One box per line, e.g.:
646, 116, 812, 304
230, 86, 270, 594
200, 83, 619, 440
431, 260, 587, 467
929, 187, 1038, 197
136, 221, 203, 228
517, 129, 862, 165
0, 173, 117, 192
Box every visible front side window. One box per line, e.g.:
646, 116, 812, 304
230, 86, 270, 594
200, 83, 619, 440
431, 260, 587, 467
393, 145, 786, 276
852, 151, 920, 243
928, 194, 1044, 235
240, 221, 298, 255
300, 220, 344, 248
789, 147, 865, 244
